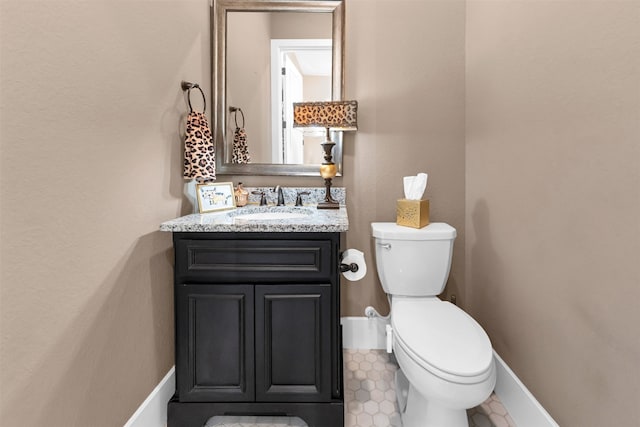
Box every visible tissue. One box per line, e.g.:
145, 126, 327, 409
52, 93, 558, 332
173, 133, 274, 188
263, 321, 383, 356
398, 172, 430, 229
403, 173, 428, 200
341, 249, 367, 281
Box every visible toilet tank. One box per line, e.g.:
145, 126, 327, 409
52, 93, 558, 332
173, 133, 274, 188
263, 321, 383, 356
371, 222, 456, 296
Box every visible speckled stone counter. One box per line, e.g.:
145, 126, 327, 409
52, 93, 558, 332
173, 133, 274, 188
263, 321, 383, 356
160, 187, 348, 233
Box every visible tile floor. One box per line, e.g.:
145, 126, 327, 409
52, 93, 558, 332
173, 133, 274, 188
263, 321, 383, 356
205, 349, 516, 427
343, 349, 516, 427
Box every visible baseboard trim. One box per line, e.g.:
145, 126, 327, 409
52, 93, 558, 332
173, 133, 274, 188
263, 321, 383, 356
129, 318, 558, 427
492, 351, 559, 427
340, 316, 559, 427
123, 366, 175, 427
340, 316, 390, 349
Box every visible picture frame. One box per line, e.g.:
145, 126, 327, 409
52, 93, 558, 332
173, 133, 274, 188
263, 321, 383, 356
196, 182, 236, 213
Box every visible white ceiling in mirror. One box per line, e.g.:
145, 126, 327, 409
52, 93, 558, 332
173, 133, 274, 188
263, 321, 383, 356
292, 50, 333, 76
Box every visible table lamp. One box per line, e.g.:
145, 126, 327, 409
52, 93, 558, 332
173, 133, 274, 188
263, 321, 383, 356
293, 100, 358, 209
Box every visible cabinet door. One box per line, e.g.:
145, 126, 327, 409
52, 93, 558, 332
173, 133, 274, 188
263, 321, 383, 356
255, 284, 331, 402
176, 284, 254, 402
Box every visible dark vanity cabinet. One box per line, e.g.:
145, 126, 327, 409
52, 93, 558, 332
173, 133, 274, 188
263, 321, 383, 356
168, 232, 344, 427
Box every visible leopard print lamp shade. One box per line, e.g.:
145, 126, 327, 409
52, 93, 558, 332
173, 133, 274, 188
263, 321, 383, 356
292, 100, 357, 131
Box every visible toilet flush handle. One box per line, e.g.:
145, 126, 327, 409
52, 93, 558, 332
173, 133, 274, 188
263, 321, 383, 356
377, 242, 392, 250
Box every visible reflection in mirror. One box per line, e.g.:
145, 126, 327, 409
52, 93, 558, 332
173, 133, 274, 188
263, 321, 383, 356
213, 0, 344, 176
227, 12, 332, 165
270, 38, 332, 165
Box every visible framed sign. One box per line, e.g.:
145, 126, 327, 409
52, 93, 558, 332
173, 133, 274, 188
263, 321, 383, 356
196, 182, 236, 213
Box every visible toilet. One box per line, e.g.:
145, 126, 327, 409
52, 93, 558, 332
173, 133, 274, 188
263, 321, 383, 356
372, 222, 496, 427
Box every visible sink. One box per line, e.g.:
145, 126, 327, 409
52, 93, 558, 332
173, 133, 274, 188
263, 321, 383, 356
234, 211, 310, 220
229, 206, 313, 221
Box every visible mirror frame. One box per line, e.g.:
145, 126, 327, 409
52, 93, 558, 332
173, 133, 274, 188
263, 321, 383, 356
212, 0, 345, 176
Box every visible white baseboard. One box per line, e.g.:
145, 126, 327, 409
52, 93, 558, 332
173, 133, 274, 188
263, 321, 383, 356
341, 316, 559, 427
128, 318, 558, 427
492, 352, 559, 427
341, 316, 390, 349
123, 367, 175, 427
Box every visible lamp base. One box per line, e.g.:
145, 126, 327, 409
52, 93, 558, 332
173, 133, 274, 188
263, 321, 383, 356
317, 177, 340, 209
317, 200, 340, 209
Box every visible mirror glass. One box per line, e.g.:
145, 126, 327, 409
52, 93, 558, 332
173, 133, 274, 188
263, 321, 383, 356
212, 0, 344, 176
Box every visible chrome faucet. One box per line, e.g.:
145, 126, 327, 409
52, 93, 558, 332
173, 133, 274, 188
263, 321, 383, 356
272, 185, 285, 206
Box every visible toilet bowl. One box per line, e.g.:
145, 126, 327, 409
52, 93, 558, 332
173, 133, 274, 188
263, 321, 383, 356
392, 297, 496, 427
371, 222, 496, 427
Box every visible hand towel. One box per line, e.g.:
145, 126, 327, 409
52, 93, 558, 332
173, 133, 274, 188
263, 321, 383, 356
232, 126, 250, 164
184, 111, 216, 182
231, 108, 250, 164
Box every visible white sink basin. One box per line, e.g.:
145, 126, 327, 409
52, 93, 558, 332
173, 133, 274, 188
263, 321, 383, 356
230, 207, 313, 221
234, 211, 310, 221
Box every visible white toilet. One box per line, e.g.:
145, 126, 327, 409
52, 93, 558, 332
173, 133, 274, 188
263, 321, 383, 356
371, 222, 496, 427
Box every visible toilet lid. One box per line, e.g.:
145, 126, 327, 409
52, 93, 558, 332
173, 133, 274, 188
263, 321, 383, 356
392, 299, 493, 378
372, 222, 456, 241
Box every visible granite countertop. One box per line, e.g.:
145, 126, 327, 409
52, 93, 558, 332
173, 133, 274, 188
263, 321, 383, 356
160, 205, 348, 233
160, 187, 348, 233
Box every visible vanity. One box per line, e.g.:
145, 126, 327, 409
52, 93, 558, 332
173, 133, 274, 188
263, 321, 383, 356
160, 191, 348, 427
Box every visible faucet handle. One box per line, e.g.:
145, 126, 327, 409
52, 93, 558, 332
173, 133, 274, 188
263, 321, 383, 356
295, 191, 310, 206
251, 190, 267, 206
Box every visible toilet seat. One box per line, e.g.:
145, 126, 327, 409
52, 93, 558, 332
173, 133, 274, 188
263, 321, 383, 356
391, 298, 494, 384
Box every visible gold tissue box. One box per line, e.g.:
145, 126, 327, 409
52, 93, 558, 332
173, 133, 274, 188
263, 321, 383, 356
396, 199, 430, 229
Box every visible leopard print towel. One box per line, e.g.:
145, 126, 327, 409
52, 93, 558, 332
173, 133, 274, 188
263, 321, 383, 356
184, 111, 216, 182
232, 126, 250, 164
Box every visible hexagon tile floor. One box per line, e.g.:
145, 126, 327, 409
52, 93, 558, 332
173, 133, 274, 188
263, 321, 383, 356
343, 349, 516, 427
205, 349, 516, 427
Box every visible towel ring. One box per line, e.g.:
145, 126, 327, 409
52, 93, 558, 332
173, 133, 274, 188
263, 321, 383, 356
230, 106, 245, 129
181, 81, 206, 113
